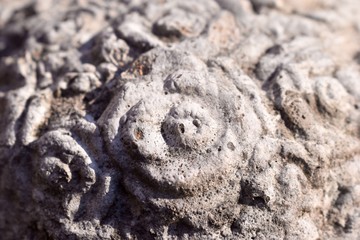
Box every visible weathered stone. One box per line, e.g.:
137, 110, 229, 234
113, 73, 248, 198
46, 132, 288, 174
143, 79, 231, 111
0, 0, 360, 239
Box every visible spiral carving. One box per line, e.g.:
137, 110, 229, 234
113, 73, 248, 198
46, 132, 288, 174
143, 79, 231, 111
33, 130, 96, 193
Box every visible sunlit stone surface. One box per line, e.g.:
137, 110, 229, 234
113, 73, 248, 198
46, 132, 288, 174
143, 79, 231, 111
0, 0, 360, 239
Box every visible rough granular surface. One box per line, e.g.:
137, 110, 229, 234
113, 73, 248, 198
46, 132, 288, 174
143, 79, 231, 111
1, 0, 360, 239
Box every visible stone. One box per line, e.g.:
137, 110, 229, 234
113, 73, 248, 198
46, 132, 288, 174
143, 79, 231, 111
0, 0, 360, 239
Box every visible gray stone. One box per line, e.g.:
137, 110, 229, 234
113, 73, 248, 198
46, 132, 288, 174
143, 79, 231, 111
0, 0, 360, 239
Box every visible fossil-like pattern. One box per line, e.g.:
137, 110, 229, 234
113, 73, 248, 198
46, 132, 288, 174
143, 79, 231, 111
1, 0, 360, 239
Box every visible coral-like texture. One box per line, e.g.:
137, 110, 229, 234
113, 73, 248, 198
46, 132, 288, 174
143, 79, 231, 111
1, 0, 360, 239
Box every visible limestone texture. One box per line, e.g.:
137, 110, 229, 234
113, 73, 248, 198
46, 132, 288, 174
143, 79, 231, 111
0, 0, 360, 239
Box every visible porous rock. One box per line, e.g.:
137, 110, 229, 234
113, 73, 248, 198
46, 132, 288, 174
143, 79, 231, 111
0, 0, 360, 239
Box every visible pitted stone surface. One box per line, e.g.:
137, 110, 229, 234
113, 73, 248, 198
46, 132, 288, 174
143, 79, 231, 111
1, 0, 360, 239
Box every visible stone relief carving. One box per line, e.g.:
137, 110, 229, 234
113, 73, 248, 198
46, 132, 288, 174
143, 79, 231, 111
0, 0, 360, 239
97, 50, 273, 228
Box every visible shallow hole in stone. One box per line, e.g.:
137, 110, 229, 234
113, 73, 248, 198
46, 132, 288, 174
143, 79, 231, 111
192, 119, 200, 128
227, 142, 235, 151
179, 123, 185, 133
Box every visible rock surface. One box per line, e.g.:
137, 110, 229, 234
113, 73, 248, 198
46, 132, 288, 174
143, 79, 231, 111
0, 0, 360, 239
